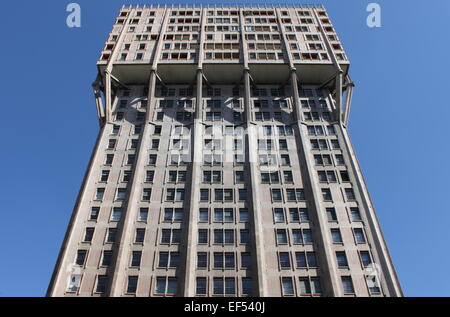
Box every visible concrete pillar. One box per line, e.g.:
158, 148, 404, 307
181, 68, 204, 296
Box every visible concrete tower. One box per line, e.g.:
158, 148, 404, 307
47, 5, 402, 297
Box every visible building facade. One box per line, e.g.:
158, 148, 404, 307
47, 5, 402, 297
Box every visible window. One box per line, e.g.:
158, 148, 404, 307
84, 228, 94, 242
198, 229, 208, 244
335, 154, 345, 165
242, 278, 252, 296
289, 208, 309, 222
240, 229, 250, 244
345, 188, 356, 200
75, 250, 87, 266
238, 189, 247, 201
135, 228, 145, 243
106, 228, 117, 243
274, 208, 285, 222
197, 252, 208, 269
331, 229, 342, 243
214, 252, 235, 269
111, 207, 122, 221
295, 251, 317, 268
196, 277, 207, 295
360, 251, 372, 267
105, 154, 114, 165
281, 277, 294, 296
214, 208, 234, 222
279, 252, 291, 269
340, 171, 350, 182
95, 188, 105, 200
214, 229, 234, 244
123, 170, 131, 182
138, 208, 148, 221
100, 170, 110, 182
321, 188, 332, 201
286, 189, 305, 201
350, 207, 362, 221
142, 188, 152, 201
271, 189, 282, 202
299, 277, 322, 296
241, 253, 251, 269
160, 229, 181, 244
148, 154, 157, 165
166, 188, 184, 201
95, 275, 108, 293
164, 208, 184, 222
318, 171, 337, 183
214, 189, 233, 202
146, 170, 154, 182
213, 277, 236, 295
155, 277, 178, 295
354, 228, 366, 243
127, 154, 135, 165
234, 171, 245, 183
131, 251, 142, 267
67, 275, 81, 292
292, 229, 313, 244
158, 252, 180, 268
239, 208, 249, 222
276, 229, 288, 244
261, 172, 279, 184
116, 188, 126, 200
199, 208, 209, 222
326, 208, 337, 221
336, 251, 348, 267
90, 207, 100, 220
101, 251, 112, 266
341, 276, 355, 294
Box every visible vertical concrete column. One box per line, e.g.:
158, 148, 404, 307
93, 82, 105, 125
290, 69, 342, 296
342, 77, 354, 126
335, 71, 343, 123
243, 69, 268, 297
104, 73, 112, 123
182, 69, 203, 296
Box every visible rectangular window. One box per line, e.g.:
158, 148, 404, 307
341, 276, 355, 294
95, 275, 108, 293
196, 277, 207, 295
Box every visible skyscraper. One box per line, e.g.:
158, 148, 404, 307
47, 4, 402, 297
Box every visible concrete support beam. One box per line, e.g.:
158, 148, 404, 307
342, 78, 354, 126
335, 71, 343, 123
92, 81, 105, 126
104, 72, 112, 123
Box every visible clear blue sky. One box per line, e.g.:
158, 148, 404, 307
0, 0, 449, 297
